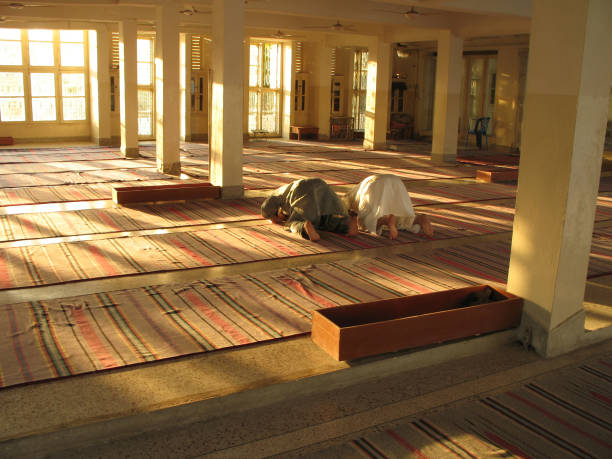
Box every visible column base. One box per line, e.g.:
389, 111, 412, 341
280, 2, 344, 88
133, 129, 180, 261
431, 153, 457, 164
363, 140, 387, 151
157, 161, 181, 176
221, 185, 244, 199
518, 309, 586, 358
94, 137, 112, 147
122, 147, 140, 159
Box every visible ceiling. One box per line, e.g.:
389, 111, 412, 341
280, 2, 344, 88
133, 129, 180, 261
0, 0, 532, 41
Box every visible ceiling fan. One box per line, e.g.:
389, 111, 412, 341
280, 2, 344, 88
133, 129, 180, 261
268, 30, 300, 39
0, 2, 50, 8
303, 20, 355, 32
402, 6, 437, 18
179, 5, 209, 16
373, 6, 438, 19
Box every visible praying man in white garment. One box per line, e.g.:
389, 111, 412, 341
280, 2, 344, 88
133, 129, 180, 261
343, 174, 434, 240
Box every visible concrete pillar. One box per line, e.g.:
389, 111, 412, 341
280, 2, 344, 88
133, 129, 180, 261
119, 19, 139, 158
210, 0, 244, 197
315, 44, 333, 140
155, 1, 181, 175
431, 30, 463, 163
88, 27, 111, 146
281, 43, 293, 140
243, 41, 250, 144
507, 0, 612, 357
180, 33, 192, 142
494, 47, 520, 149
363, 39, 392, 150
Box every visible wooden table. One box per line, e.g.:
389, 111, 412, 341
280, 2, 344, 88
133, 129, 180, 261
290, 126, 319, 140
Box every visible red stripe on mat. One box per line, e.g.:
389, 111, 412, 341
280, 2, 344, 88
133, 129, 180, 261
182, 289, 252, 345
386, 429, 429, 458
72, 307, 119, 369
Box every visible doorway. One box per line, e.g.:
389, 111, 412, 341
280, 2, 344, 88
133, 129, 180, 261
351, 49, 368, 132
248, 42, 282, 137
137, 36, 155, 140
460, 53, 497, 140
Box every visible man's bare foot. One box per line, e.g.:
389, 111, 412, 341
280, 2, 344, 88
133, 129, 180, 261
416, 214, 434, 237
304, 220, 320, 242
388, 214, 398, 240
347, 214, 358, 236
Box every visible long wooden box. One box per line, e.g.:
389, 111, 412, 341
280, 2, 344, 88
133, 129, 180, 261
311, 285, 522, 361
112, 182, 220, 205
476, 169, 518, 183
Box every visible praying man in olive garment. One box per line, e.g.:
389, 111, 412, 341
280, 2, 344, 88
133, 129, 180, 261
261, 178, 358, 242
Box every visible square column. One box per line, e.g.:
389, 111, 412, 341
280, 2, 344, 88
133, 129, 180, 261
494, 47, 520, 148
507, 0, 612, 357
210, 0, 244, 198
315, 44, 333, 140
363, 39, 392, 150
119, 19, 139, 158
88, 26, 111, 146
155, 1, 181, 175
431, 30, 463, 163
180, 33, 192, 142
281, 43, 293, 140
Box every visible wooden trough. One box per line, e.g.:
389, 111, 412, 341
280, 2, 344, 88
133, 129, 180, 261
311, 284, 523, 361
476, 169, 519, 183
112, 182, 220, 205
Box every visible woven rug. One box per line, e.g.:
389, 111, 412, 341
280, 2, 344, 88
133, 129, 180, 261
1, 200, 610, 290
0, 184, 519, 242
0, 159, 154, 175
457, 153, 521, 167
0, 168, 169, 188
317, 357, 612, 458
0, 197, 264, 242
0, 151, 123, 164
242, 166, 477, 190
0, 179, 180, 206
1, 238, 610, 389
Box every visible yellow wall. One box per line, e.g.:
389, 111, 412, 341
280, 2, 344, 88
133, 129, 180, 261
0, 122, 91, 142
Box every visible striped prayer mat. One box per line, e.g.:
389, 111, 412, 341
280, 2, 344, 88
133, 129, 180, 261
0, 184, 517, 242
1, 239, 609, 389
0, 159, 154, 175
457, 153, 521, 167
242, 166, 477, 190
319, 357, 612, 458
407, 182, 516, 206
0, 198, 263, 242
0, 168, 169, 188
0, 146, 120, 154
0, 179, 180, 206
1, 201, 611, 290
0, 151, 124, 164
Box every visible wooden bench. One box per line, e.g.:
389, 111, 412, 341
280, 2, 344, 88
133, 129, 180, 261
251, 130, 269, 138
290, 125, 319, 141
112, 182, 220, 205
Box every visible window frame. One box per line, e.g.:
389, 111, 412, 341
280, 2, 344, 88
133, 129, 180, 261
0, 28, 89, 125
248, 40, 282, 137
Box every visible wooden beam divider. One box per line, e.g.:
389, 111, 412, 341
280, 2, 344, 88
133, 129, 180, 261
311, 285, 523, 361
112, 182, 220, 205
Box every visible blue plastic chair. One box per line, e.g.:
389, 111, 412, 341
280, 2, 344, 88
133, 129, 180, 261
465, 117, 490, 149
